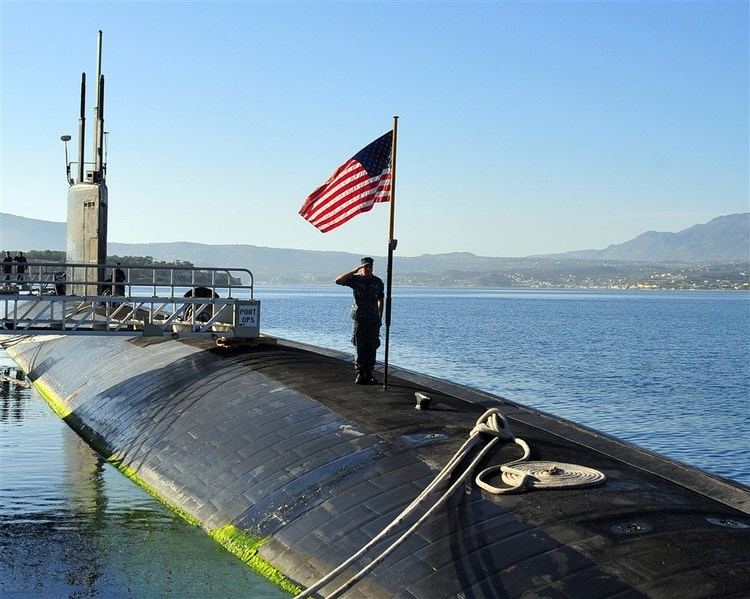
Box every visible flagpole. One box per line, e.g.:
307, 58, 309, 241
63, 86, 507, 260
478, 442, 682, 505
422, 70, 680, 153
383, 115, 398, 391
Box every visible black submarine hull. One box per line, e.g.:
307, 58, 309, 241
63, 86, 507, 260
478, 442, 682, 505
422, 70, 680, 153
5, 334, 749, 598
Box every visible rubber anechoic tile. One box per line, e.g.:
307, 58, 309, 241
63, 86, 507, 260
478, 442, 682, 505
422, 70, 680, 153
553, 568, 640, 599
414, 502, 531, 548
406, 547, 578, 599
310, 500, 388, 546
260, 410, 341, 448
312, 476, 394, 524
367, 552, 439, 597
279, 496, 382, 550
236, 447, 386, 533
362, 477, 432, 517
417, 516, 561, 574
270, 396, 334, 420
234, 400, 326, 435
269, 430, 379, 473
370, 448, 428, 475
494, 558, 598, 599
240, 437, 381, 499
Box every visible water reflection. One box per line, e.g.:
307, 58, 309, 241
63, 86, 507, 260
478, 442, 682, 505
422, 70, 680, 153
0, 366, 27, 422
0, 350, 288, 598
61, 428, 108, 596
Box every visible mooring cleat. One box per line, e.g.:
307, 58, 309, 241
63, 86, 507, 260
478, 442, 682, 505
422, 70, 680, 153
415, 392, 431, 410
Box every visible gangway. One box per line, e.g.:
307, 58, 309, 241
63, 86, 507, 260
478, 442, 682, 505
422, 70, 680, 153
0, 262, 260, 339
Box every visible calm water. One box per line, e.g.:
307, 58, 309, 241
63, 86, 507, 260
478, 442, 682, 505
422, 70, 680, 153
1, 288, 748, 597
0, 351, 288, 598
256, 287, 750, 485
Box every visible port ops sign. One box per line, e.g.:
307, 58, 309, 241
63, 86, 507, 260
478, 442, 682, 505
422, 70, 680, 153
234, 301, 260, 337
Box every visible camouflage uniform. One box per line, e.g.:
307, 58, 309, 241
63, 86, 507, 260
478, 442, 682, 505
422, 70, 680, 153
339, 275, 384, 380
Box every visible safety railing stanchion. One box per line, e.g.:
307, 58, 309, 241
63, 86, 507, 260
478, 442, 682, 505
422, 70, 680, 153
1, 261, 255, 337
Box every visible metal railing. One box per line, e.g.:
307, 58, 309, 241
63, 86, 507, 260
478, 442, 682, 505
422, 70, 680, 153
0, 262, 259, 338
2, 261, 253, 298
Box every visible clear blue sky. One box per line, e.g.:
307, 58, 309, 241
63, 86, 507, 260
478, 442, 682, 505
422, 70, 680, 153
1, 1, 748, 257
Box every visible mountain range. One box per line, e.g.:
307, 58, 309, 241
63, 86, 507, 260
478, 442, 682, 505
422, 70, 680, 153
1, 212, 748, 285
544, 213, 749, 262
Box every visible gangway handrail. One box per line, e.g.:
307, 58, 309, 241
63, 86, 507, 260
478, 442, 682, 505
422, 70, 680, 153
1, 260, 254, 300
1, 261, 260, 338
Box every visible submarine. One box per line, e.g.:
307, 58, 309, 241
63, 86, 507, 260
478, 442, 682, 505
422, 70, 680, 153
2, 33, 749, 598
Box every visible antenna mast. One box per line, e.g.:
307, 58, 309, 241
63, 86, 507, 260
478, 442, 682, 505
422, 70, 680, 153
77, 72, 86, 184
92, 30, 104, 179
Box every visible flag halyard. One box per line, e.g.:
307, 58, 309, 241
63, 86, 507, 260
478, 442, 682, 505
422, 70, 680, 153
299, 131, 392, 233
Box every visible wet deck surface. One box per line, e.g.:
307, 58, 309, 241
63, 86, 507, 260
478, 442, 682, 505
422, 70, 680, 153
5, 334, 750, 598
202, 339, 750, 598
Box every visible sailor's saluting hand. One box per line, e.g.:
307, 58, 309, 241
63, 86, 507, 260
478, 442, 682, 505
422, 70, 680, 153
335, 261, 372, 284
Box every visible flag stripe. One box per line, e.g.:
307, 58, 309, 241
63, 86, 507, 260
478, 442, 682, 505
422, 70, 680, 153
318, 187, 390, 232
305, 166, 374, 221
306, 167, 374, 222
304, 160, 361, 206
308, 168, 391, 226
301, 170, 365, 223
318, 193, 390, 232
311, 174, 390, 229
314, 177, 390, 231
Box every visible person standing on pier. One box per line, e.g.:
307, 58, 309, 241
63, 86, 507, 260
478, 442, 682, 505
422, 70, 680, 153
14, 252, 27, 283
113, 263, 126, 295
335, 257, 385, 385
2, 252, 12, 282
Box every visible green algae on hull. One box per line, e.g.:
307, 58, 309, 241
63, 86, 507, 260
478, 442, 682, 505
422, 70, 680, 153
21, 369, 299, 596
31, 379, 72, 419
211, 525, 302, 595
107, 459, 299, 594
106, 456, 203, 528
30, 373, 203, 530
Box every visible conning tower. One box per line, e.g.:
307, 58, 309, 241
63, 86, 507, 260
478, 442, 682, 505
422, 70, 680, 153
65, 30, 107, 295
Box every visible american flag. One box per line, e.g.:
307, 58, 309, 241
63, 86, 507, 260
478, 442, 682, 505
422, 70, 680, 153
299, 131, 392, 232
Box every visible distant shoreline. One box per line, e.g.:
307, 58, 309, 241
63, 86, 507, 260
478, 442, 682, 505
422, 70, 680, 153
14, 247, 750, 292
256, 284, 749, 292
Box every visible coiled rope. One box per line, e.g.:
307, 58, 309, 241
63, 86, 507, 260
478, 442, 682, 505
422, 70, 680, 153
476, 460, 606, 493
294, 408, 605, 599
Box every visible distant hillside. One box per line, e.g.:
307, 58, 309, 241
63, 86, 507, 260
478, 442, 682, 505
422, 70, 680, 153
1, 212, 748, 283
1, 213, 66, 251
546, 213, 749, 262
107, 242, 366, 283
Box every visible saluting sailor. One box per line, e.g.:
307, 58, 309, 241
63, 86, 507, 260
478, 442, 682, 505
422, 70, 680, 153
335, 257, 385, 385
